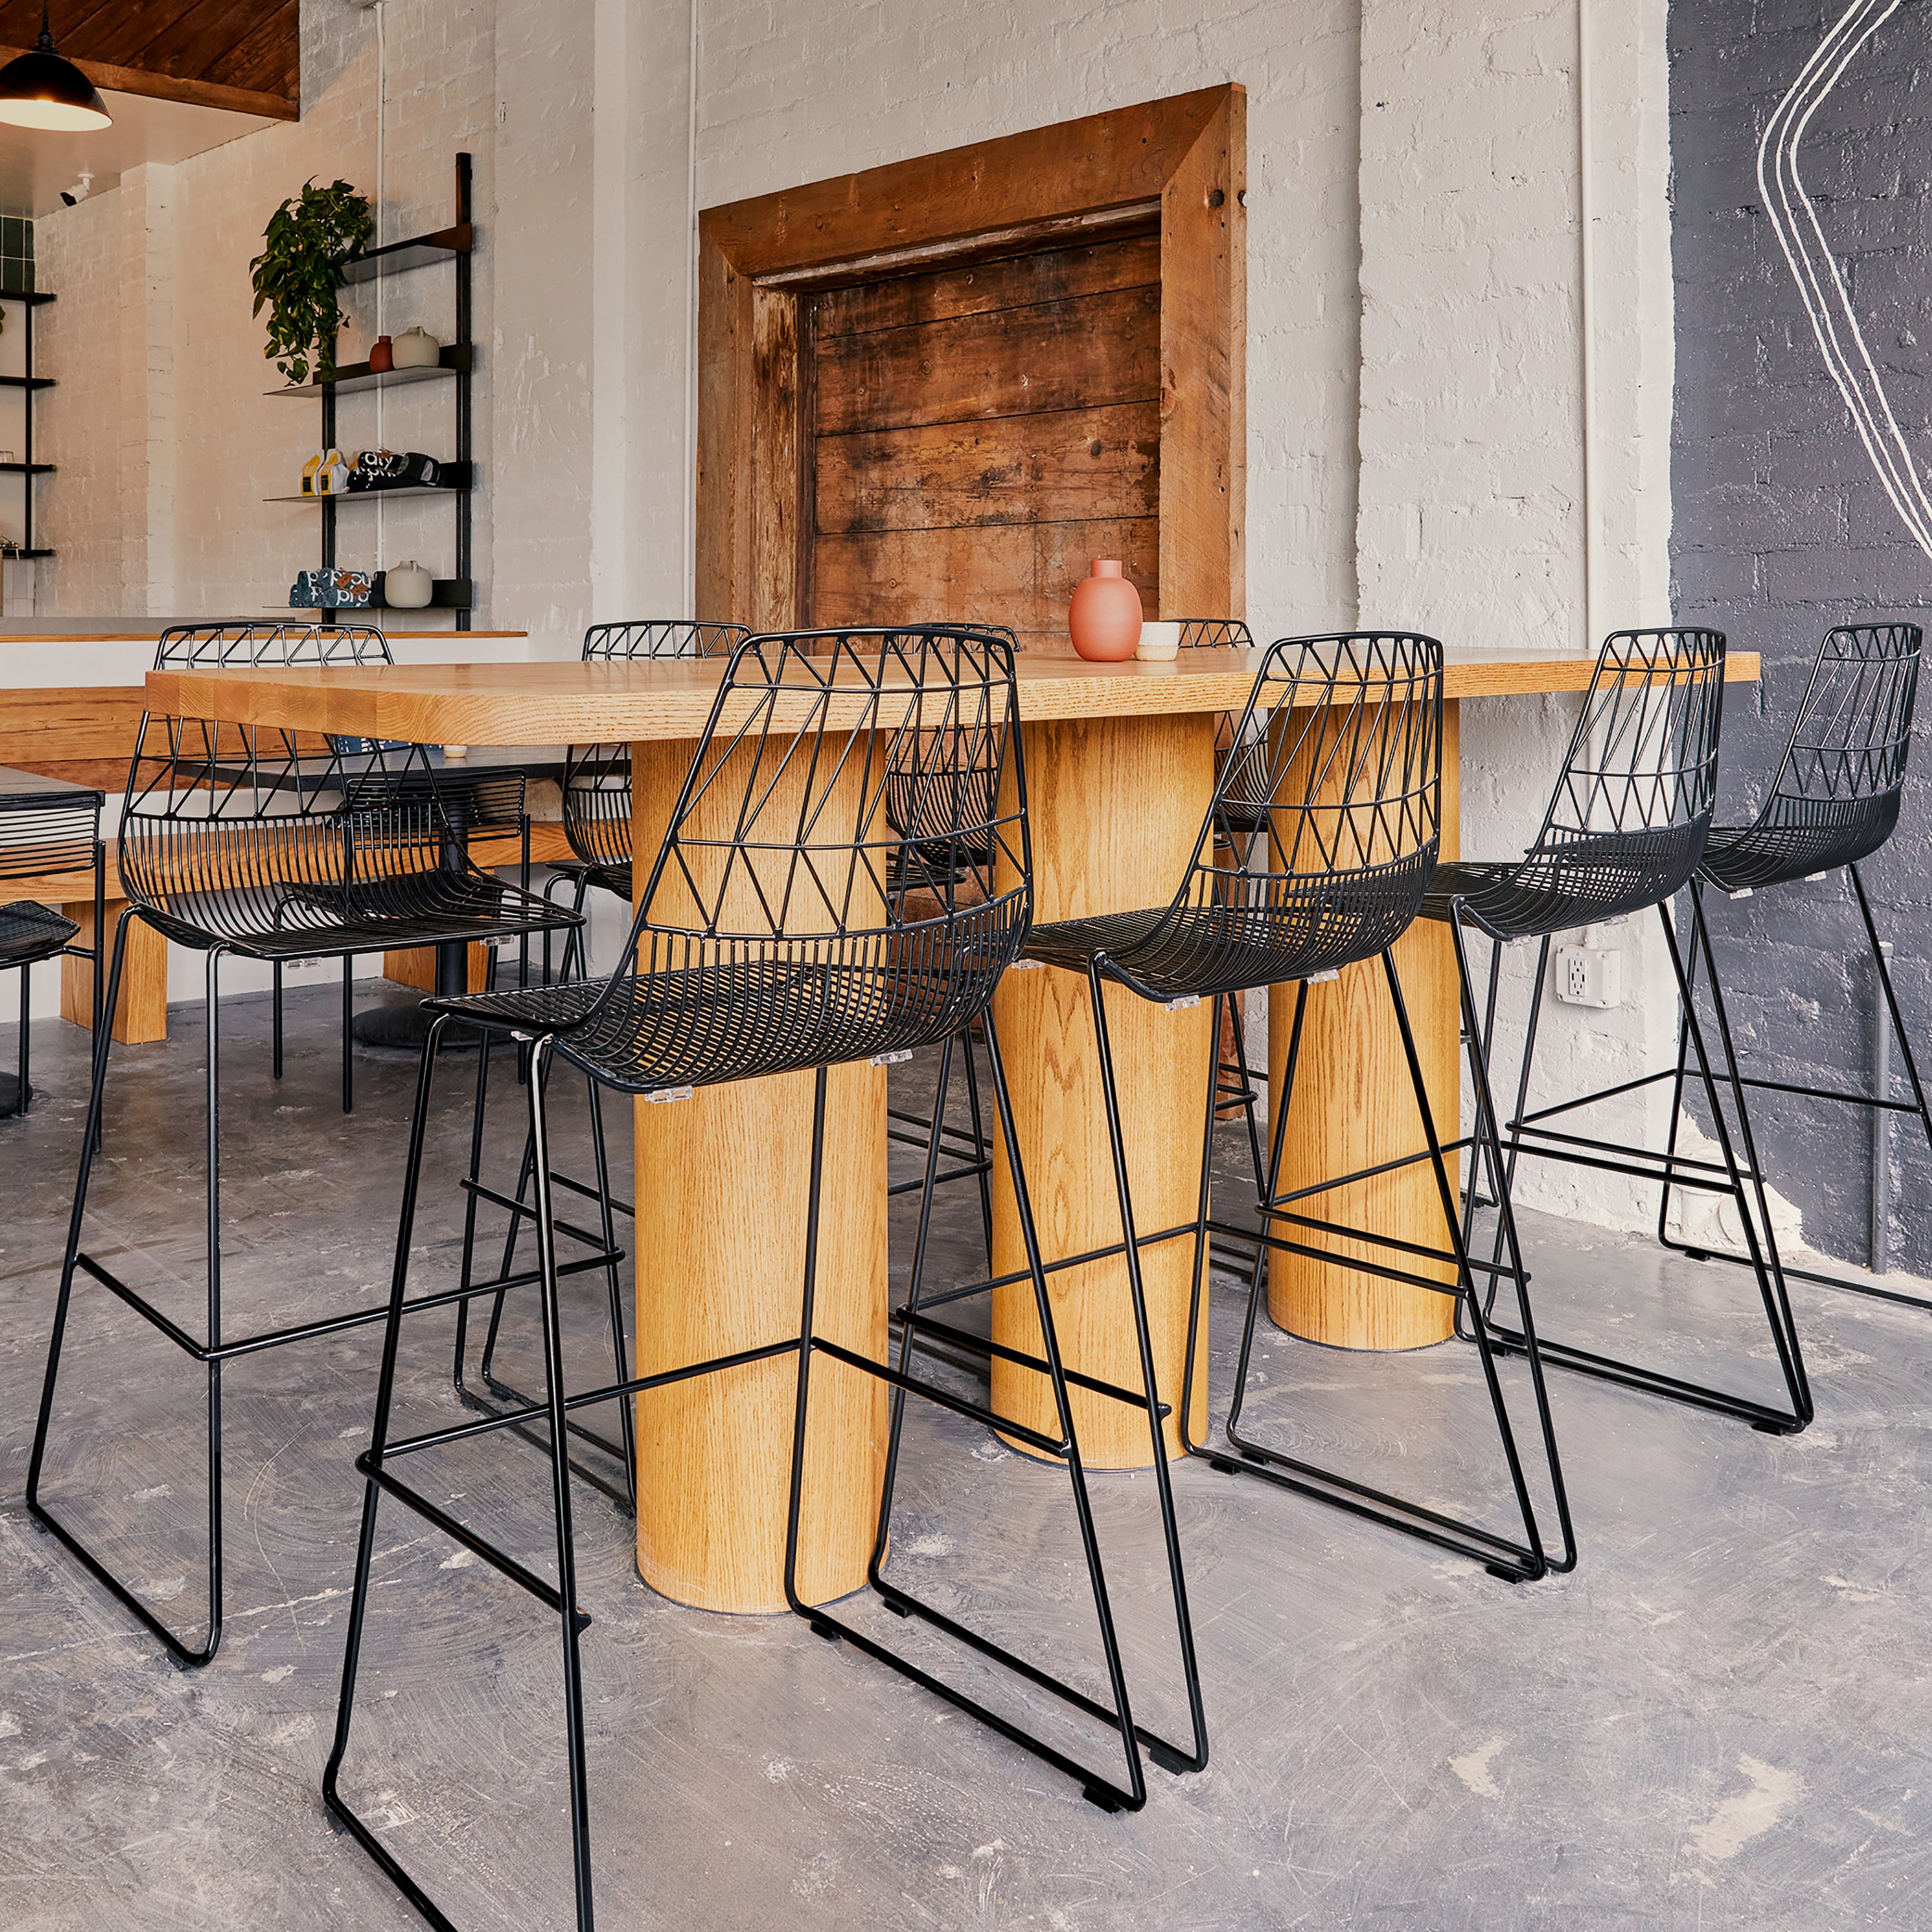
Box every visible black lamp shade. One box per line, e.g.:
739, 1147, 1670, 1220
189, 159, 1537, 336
0, 42, 109, 131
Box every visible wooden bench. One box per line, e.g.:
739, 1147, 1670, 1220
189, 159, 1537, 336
14, 820, 583, 1045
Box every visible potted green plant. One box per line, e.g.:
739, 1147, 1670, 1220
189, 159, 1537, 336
250, 178, 373, 386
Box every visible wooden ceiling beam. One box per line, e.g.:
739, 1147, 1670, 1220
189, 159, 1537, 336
0, 39, 295, 118
0, 0, 297, 120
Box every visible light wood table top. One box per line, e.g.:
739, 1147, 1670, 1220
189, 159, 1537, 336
144, 644, 1764, 744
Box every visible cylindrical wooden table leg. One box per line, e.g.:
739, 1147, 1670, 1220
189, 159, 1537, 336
627, 737, 887, 1613
1267, 699, 1461, 1349
989, 713, 1216, 1466
632, 1062, 886, 1612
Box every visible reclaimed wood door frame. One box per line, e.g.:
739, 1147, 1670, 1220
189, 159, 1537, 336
696, 85, 1246, 630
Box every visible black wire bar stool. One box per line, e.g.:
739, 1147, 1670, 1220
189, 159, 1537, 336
1652, 623, 1930, 1309
326, 627, 1171, 1932
25, 631, 583, 1668
1025, 632, 1573, 1583
1441, 629, 1812, 1435
0, 765, 105, 1117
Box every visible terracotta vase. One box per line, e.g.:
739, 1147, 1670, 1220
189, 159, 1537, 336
1068, 558, 1142, 661
368, 334, 393, 373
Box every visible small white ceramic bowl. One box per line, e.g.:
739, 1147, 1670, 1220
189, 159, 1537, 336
1136, 620, 1182, 662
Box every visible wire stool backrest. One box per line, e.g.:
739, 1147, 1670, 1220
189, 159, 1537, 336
1761, 621, 1922, 827
1508, 627, 1725, 919
122, 646, 469, 943
0, 784, 100, 882
565, 627, 1028, 1085
1176, 618, 1255, 650
563, 620, 752, 875
580, 620, 750, 662
879, 625, 1018, 866
153, 621, 393, 670
1151, 633, 1443, 971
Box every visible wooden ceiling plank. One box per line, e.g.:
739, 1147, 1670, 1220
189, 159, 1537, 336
134, 0, 278, 82
62, 0, 207, 66
204, 1, 296, 100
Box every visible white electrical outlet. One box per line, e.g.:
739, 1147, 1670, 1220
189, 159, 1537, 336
1555, 944, 1622, 1009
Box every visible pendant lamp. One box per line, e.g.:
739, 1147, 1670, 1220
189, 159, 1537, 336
0, 4, 109, 132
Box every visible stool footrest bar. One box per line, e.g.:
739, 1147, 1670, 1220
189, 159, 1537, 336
358, 1452, 591, 1625
810, 1336, 1068, 1457
892, 1309, 1169, 1416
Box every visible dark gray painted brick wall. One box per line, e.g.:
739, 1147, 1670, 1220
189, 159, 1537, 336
1671, 0, 1932, 1272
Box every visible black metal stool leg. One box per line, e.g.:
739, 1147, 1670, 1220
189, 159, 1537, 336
272, 960, 283, 1083
29, 912, 130, 1504
1218, 981, 1308, 1445
324, 1016, 466, 1932
1455, 929, 1507, 1291
1653, 931, 1698, 1255
27, 922, 228, 1667
1224, 994, 1269, 1204
959, 1034, 996, 1266
788, 1020, 1153, 1814
1658, 864, 1932, 1312
1680, 891, 1810, 1425
342, 956, 355, 1113
1083, 960, 1209, 1772
1439, 923, 1575, 1573
1193, 950, 1567, 1582
869, 1036, 961, 1577
451, 1023, 498, 1403
15, 956, 29, 1113
524, 1037, 598, 1929
1478, 896, 1811, 1434
582, 1074, 636, 1508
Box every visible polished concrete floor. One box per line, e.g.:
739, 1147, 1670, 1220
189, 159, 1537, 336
3, 985, 1929, 1930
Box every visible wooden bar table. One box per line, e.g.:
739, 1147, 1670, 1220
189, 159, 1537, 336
144, 642, 1760, 1605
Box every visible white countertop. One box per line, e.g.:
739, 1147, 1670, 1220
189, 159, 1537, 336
0, 623, 544, 688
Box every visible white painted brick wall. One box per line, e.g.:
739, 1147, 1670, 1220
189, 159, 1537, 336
15, 0, 1694, 1242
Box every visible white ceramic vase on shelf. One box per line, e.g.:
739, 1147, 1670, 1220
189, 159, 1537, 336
391, 326, 440, 369
384, 559, 433, 609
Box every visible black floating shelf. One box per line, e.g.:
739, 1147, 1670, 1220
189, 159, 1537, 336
284, 578, 475, 614
6, 547, 53, 559
265, 465, 473, 505
269, 345, 470, 398
0, 375, 53, 391
0, 462, 53, 474
0, 291, 53, 306
341, 224, 473, 285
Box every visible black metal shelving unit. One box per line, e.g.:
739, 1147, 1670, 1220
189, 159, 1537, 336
269, 153, 475, 628
3, 289, 56, 560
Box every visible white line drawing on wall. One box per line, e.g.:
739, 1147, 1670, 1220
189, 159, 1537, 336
1760, 0, 1932, 557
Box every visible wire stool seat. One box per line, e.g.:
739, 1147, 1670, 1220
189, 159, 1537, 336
25, 621, 584, 1671
1426, 627, 1812, 1438
1025, 630, 1573, 1588
326, 625, 1189, 1932
0, 898, 75, 963
1657, 621, 1931, 1311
